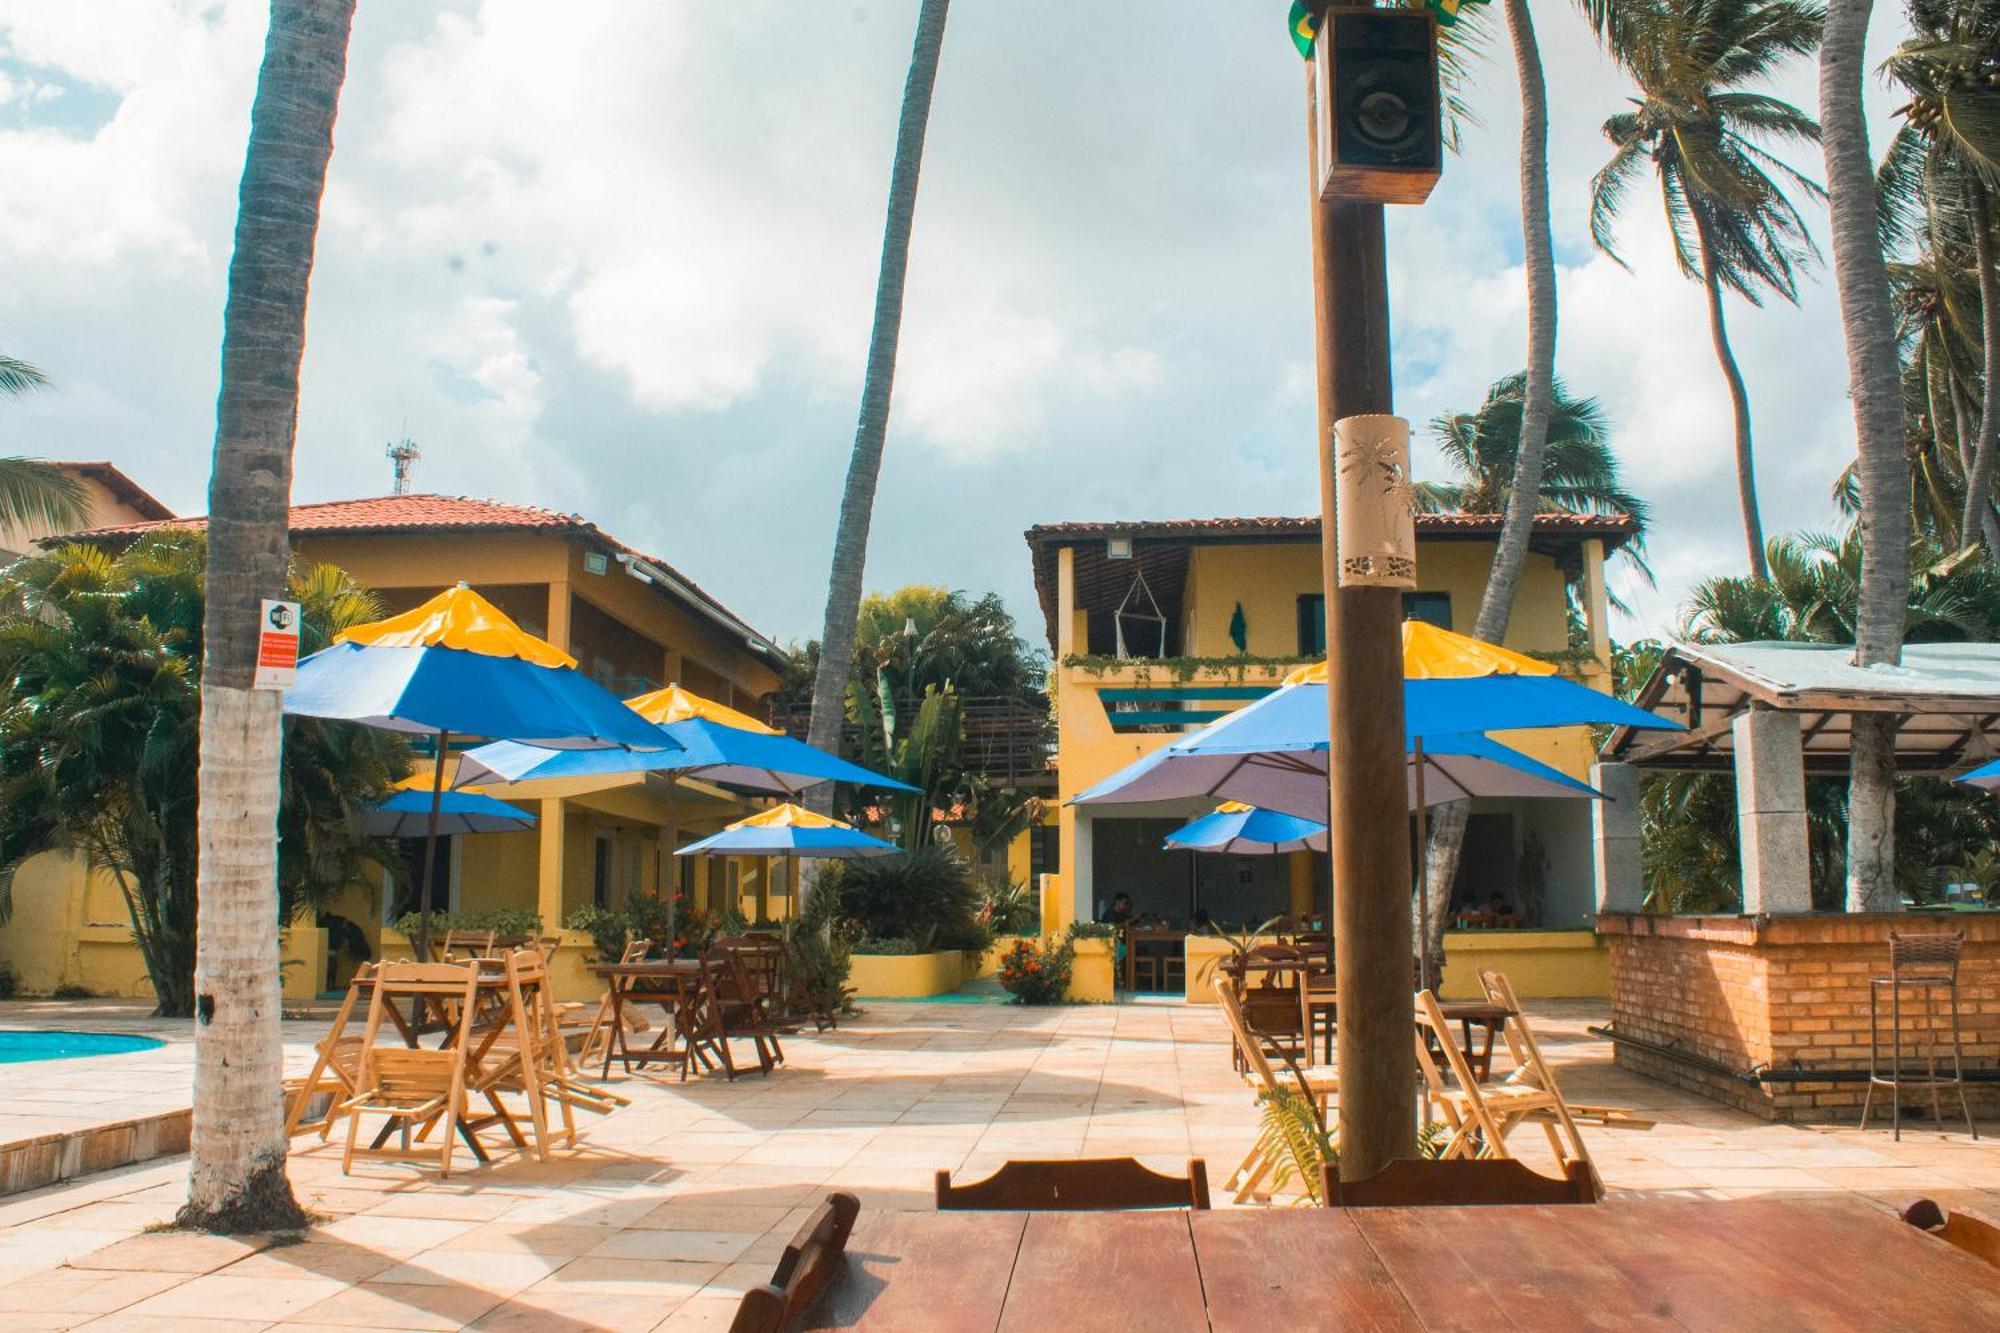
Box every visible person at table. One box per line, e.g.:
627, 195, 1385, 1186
1098, 892, 1135, 927
1481, 892, 1522, 928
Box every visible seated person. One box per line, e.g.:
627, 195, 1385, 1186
1098, 892, 1135, 927
1482, 892, 1522, 928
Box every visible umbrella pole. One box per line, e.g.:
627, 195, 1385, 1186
664, 780, 679, 956
417, 728, 451, 962
789, 852, 799, 924
1414, 737, 1429, 992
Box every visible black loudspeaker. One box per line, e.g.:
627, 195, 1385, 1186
1315, 7, 1442, 205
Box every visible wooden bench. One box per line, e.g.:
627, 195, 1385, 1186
936, 1157, 1210, 1211
730, 1192, 861, 1333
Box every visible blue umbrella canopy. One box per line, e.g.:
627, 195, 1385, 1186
675, 803, 900, 860
452, 715, 916, 795
1173, 674, 1678, 760
364, 789, 538, 837
1166, 804, 1326, 854
1956, 759, 2000, 790
284, 586, 669, 751
1072, 729, 1602, 818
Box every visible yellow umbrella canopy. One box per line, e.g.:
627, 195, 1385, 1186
337, 583, 575, 667
1282, 619, 1558, 686
624, 682, 781, 734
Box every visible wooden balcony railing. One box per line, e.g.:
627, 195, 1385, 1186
772, 694, 1055, 789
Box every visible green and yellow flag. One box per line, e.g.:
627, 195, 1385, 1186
1427, 0, 1489, 27
1288, 2, 1320, 59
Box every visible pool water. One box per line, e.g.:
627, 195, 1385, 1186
0, 1030, 165, 1063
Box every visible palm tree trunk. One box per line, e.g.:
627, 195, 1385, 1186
1821, 0, 1910, 913
1421, 0, 1557, 964
802, 0, 950, 836
1697, 230, 1770, 580
179, 0, 353, 1233
1962, 186, 2000, 564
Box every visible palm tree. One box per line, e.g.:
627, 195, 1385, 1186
0, 355, 92, 536
1414, 372, 1651, 960
182, 0, 355, 1234
1417, 371, 1651, 571
802, 0, 951, 844
1822, 0, 1915, 911
1880, 2, 2000, 559
1589, 0, 1826, 580
0, 534, 403, 1020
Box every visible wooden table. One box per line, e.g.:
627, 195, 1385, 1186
590, 959, 715, 1079
803, 1197, 2000, 1331
1123, 928, 1186, 992
1433, 999, 1508, 1081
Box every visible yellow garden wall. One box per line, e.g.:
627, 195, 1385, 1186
1177, 928, 1608, 1004
849, 950, 963, 999
1437, 929, 1609, 999
1067, 937, 1114, 1003
0, 849, 324, 1002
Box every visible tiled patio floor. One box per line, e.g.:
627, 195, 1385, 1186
0, 998, 1995, 1330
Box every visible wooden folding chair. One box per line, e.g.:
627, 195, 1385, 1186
440, 928, 499, 960
1903, 1198, 2000, 1271
340, 962, 490, 1176
703, 947, 782, 1079
729, 1192, 861, 1333
1474, 969, 1652, 1132
1475, 971, 1613, 1161
285, 962, 375, 1138
575, 939, 654, 1071
510, 946, 628, 1121
935, 1158, 1210, 1211
1321, 1157, 1600, 1207
1216, 976, 1338, 1204
1415, 986, 1592, 1177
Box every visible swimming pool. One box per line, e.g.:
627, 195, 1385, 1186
0, 1030, 165, 1063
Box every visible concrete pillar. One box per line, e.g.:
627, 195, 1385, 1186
545, 579, 572, 654
1733, 709, 1811, 914
1067, 811, 1094, 932
1289, 850, 1316, 922
1056, 547, 1076, 658
1591, 761, 1644, 914
1579, 538, 1612, 667
537, 798, 567, 931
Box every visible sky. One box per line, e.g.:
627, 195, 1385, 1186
0, 1, 1913, 654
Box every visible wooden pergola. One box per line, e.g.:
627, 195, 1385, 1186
1603, 640, 2000, 777
1593, 640, 2000, 914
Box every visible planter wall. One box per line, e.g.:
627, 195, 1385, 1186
1067, 937, 1114, 1003
849, 949, 964, 999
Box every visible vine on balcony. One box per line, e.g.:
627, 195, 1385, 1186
1058, 652, 1318, 685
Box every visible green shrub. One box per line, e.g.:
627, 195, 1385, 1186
996, 936, 1073, 1004
51, 982, 93, 1000
853, 936, 924, 956
782, 880, 853, 1025
976, 872, 1039, 935
825, 845, 982, 950
564, 905, 630, 961
393, 908, 543, 940
1065, 920, 1119, 943
0, 966, 14, 999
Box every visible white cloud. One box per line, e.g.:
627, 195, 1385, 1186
0, 0, 1921, 645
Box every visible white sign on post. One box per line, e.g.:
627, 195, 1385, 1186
254, 599, 301, 690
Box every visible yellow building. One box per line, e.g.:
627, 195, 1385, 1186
0, 491, 789, 1001
0, 461, 174, 560
1025, 512, 1635, 945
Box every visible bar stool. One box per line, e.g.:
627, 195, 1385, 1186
1861, 931, 1978, 1141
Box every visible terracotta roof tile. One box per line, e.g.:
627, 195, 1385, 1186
74, 493, 783, 661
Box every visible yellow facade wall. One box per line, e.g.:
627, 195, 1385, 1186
849, 950, 964, 998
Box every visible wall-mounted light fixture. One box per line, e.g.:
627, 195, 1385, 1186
1334, 414, 1416, 589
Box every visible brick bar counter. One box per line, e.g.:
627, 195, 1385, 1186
1598, 912, 2000, 1121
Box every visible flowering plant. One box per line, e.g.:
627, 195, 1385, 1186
997, 936, 1073, 1005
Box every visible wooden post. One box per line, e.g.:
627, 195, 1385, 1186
1309, 64, 1417, 1179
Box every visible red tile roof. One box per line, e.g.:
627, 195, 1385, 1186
1027, 512, 1637, 543
76, 493, 782, 661
1024, 511, 1638, 651
51, 461, 175, 521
